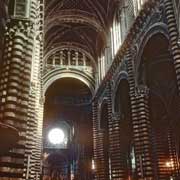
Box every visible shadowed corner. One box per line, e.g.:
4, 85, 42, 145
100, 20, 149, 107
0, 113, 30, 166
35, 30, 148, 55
0, 122, 19, 155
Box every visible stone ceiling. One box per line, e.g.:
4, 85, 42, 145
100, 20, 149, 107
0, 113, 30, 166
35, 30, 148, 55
44, 0, 119, 60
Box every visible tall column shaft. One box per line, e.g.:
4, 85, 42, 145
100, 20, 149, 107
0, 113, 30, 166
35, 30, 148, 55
164, 0, 180, 94
0, 20, 34, 180
110, 113, 128, 180
127, 50, 153, 179
92, 100, 109, 180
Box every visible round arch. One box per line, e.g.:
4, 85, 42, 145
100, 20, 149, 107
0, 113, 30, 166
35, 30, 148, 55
135, 25, 180, 178
43, 69, 95, 95
97, 98, 110, 178
111, 73, 132, 153
98, 98, 108, 130
44, 151, 69, 179
135, 23, 169, 85
112, 71, 129, 114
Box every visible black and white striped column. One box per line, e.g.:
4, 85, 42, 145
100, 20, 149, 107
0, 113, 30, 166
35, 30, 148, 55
127, 50, 154, 180
0, 20, 34, 180
164, 0, 180, 94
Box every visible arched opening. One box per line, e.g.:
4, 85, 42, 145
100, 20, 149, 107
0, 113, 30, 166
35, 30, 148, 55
43, 69, 95, 95
43, 77, 93, 180
43, 152, 69, 180
138, 33, 180, 179
113, 79, 134, 179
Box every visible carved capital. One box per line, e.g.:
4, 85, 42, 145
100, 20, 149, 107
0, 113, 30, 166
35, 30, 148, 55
135, 85, 149, 97
112, 113, 121, 121
6, 18, 34, 37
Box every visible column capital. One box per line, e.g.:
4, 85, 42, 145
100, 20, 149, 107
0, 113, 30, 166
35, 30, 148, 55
6, 18, 34, 37
112, 113, 121, 121
135, 85, 149, 97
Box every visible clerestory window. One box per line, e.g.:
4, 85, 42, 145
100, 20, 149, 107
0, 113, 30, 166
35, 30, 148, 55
9, 0, 29, 18
15, 0, 28, 17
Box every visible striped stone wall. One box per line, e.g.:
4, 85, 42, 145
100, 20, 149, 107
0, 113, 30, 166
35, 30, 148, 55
126, 50, 153, 180
92, 0, 180, 180
24, 0, 44, 179
0, 0, 43, 179
164, 0, 180, 94
0, 19, 34, 180
92, 98, 110, 180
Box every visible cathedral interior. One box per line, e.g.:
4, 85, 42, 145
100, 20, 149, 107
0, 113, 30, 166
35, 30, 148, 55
0, 0, 180, 180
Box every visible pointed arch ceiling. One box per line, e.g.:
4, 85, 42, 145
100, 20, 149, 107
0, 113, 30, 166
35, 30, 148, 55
44, 0, 119, 61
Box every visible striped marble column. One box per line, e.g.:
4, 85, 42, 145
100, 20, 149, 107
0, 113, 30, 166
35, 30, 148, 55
107, 81, 129, 179
126, 50, 154, 180
24, 1, 44, 179
164, 0, 180, 177
25, 47, 43, 180
164, 0, 180, 94
92, 101, 99, 179
92, 99, 109, 180
110, 113, 128, 180
106, 82, 113, 180
0, 20, 34, 180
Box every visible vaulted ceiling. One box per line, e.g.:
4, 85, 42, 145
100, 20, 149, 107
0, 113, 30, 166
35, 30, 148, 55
44, 0, 119, 60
